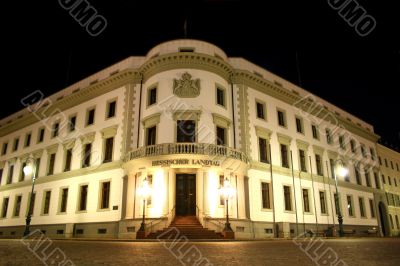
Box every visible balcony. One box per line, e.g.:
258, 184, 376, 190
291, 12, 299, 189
125, 143, 249, 164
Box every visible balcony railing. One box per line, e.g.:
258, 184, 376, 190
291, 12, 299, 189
125, 143, 249, 164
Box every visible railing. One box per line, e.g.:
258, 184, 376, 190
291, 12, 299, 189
145, 205, 176, 233
126, 143, 249, 164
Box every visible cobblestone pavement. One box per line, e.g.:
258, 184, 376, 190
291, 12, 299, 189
0, 238, 400, 266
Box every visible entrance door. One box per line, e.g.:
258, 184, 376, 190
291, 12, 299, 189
379, 202, 389, 236
176, 174, 196, 216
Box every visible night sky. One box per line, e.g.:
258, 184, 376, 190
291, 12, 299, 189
1, 0, 399, 148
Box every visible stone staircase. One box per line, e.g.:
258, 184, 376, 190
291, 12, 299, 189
146, 216, 223, 239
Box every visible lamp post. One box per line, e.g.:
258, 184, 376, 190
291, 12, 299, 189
332, 159, 348, 237
23, 157, 37, 237
136, 177, 151, 239
220, 177, 235, 239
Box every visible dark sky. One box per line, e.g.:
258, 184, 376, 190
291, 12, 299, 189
1, 0, 399, 148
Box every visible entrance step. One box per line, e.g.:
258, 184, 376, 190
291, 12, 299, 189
145, 215, 223, 239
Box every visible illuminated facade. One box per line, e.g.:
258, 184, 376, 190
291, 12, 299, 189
0, 40, 386, 239
376, 144, 400, 236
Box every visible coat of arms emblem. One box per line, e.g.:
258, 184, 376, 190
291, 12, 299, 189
173, 72, 200, 98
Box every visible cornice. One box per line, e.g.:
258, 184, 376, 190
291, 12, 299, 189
0, 160, 122, 192
0, 69, 140, 137
140, 52, 233, 83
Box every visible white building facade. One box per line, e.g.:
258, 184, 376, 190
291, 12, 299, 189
0, 40, 385, 239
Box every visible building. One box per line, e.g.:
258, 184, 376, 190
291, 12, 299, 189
376, 144, 400, 236
0, 40, 387, 239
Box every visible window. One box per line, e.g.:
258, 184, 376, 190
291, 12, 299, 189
397, 163, 399, 171
78, 185, 88, 211
302, 189, 310, 212
107, 100, 116, 118
312, 125, 319, 140
326, 129, 332, 144
396, 215, 400, 229
27, 192, 36, 216
146, 126, 157, 146
147, 175, 153, 206
52, 122, 59, 138
259, 138, 269, 163
389, 215, 394, 229
365, 171, 371, 187
177, 120, 196, 143
299, 149, 307, 172
355, 167, 361, 185
14, 195, 22, 217
1, 142, 8, 155
86, 108, 95, 126
369, 199, 375, 218
25, 133, 32, 147
315, 154, 323, 176
283, 186, 292, 211
64, 149, 72, 172
261, 182, 271, 209
100, 181, 110, 209
60, 188, 68, 213
219, 175, 225, 205
19, 162, 26, 182
148, 87, 157, 106
390, 161, 394, 170
350, 140, 356, 153
35, 158, 40, 178
38, 128, 45, 143
7, 165, 14, 184
82, 143, 92, 168
256, 101, 265, 120
0, 168, 2, 185
277, 110, 286, 127
103, 137, 114, 163
358, 197, 365, 217
388, 176, 392, 186
374, 172, 380, 189
361, 145, 367, 158
69, 116, 76, 132
334, 193, 340, 215
179, 47, 194, 52
320, 191, 327, 214
43, 191, 51, 215
384, 159, 388, 168
216, 87, 225, 107
382, 174, 386, 184
378, 156, 382, 165
329, 159, 335, 179
216, 126, 226, 146
13, 138, 19, 152
1, 198, 9, 218
347, 195, 354, 217
339, 135, 345, 149
295, 117, 303, 134
395, 179, 397, 187
280, 144, 289, 168
369, 147, 375, 160
47, 153, 56, 175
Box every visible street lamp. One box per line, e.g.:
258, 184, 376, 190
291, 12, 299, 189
219, 177, 235, 239
23, 157, 37, 237
136, 177, 151, 239
332, 159, 348, 237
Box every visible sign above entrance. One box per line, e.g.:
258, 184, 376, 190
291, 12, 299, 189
152, 159, 220, 167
